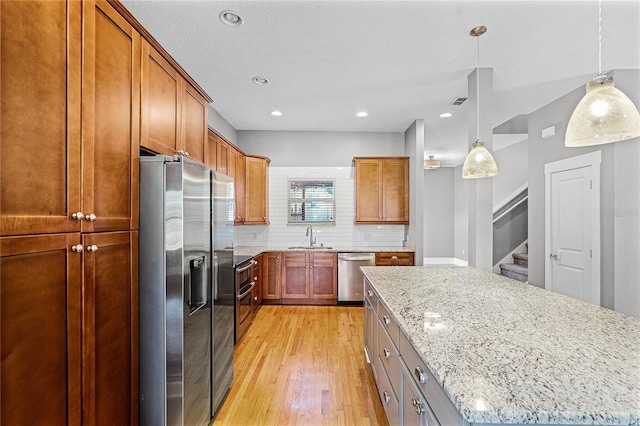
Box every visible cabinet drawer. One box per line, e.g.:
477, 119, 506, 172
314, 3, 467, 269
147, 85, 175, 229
364, 278, 378, 308
377, 301, 398, 347
375, 356, 400, 426
399, 331, 463, 426
377, 322, 400, 394
375, 252, 414, 266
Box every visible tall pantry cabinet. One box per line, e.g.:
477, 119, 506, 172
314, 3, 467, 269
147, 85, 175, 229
1, 1, 138, 425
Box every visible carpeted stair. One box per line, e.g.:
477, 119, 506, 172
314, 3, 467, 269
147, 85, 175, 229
499, 244, 528, 282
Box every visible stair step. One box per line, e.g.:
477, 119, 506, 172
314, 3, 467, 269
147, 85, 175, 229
499, 263, 528, 283
513, 252, 528, 266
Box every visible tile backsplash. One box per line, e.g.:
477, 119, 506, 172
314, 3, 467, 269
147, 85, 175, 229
235, 166, 405, 247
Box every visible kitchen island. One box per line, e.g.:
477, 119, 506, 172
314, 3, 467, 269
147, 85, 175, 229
361, 266, 640, 426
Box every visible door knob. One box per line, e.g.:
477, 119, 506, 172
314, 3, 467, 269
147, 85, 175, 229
550, 252, 560, 260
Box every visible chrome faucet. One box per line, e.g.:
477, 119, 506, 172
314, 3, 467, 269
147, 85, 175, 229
306, 225, 316, 246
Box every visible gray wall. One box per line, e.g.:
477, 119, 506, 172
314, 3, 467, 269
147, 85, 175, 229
454, 164, 469, 262
528, 69, 639, 314
423, 167, 455, 257
208, 105, 238, 144
237, 130, 404, 166
405, 120, 425, 265
493, 139, 528, 205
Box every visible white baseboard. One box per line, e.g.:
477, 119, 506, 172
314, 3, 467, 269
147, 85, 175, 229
423, 257, 468, 267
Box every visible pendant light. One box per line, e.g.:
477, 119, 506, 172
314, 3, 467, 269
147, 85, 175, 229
565, 0, 640, 147
424, 155, 441, 169
462, 26, 498, 179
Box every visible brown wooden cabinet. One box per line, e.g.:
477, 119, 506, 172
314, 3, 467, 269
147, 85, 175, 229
245, 156, 270, 225
281, 252, 337, 303
375, 252, 415, 266
264, 252, 282, 301
354, 157, 409, 224
141, 41, 208, 163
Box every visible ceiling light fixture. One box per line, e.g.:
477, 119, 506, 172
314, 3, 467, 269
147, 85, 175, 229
440, 112, 452, 118
219, 11, 243, 27
356, 111, 368, 117
462, 26, 498, 179
565, 0, 640, 147
271, 110, 282, 117
424, 155, 441, 169
252, 76, 269, 85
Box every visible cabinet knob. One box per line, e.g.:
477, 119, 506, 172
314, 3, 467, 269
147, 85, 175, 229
383, 391, 391, 404
391, 255, 398, 260
411, 398, 418, 407
86, 245, 99, 253
367, 290, 373, 297
383, 315, 391, 325
415, 403, 425, 415
367, 305, 373, 311
383, 348, 391, 359
414, 366, 427, 384
85, 213, 97, 222
71, 244, 84, 252
72, 212, 84, 221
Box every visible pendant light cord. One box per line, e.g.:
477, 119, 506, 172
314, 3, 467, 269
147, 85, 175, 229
598, 0, 602, 75
476, 34, 480, 142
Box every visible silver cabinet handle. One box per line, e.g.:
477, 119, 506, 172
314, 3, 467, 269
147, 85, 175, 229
71, 244, 84, 252
367, 305, 373, 311
383, 348, 391, 359
415, 402, 425, 415
86, 245, 98, 253
391, 255, 398, 260
411, 398, 418, 407
72, 212, 84, 220
415, 366, 427, 384
383, 315, 391, 325
383, 391, 390, 404
85, 213, 97, 222
367, 290, 373, 296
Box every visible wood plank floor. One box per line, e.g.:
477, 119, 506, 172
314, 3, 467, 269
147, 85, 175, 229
213, 305, 389, 426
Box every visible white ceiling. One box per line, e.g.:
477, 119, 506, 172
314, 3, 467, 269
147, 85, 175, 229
122, 0, 640, 166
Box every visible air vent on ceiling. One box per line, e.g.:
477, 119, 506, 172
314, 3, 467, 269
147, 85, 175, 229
451, 97, 467, 106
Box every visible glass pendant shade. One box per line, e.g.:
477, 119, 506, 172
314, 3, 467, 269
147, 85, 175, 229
424, 155, 440, 169
462, 141, 498, 179
566, 76, 640, 147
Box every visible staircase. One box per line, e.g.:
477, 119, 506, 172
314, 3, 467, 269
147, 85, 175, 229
499, 244, 528, 282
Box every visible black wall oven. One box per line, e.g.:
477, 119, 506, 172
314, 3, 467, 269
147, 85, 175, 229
234, 257, 255, 343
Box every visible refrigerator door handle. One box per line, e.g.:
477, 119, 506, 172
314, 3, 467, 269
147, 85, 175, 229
188, 255, 207, 315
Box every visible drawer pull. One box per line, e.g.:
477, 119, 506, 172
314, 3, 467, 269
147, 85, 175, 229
415, 366, 427, 384
367, 290, 373, 297
383, 391, 391, 404
383, 315, 391, 325
391, 255, 398, 260
383, 348, 391, 359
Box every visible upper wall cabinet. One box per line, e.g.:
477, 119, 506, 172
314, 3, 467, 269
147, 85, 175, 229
244, 156, 270, 225
140, 41, 208, 164
354, 157, 409, 224
0, 0, 139, 236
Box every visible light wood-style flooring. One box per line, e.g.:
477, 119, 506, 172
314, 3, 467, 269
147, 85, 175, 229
213, 305, 388, 426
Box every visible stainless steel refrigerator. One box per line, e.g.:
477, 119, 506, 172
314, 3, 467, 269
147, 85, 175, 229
211, 171, 235, 417
139, 156, 213, 426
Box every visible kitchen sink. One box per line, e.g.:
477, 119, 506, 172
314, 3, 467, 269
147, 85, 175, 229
287, 246, 333, 250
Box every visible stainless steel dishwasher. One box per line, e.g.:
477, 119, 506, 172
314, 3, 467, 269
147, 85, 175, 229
338, 252, 376, 303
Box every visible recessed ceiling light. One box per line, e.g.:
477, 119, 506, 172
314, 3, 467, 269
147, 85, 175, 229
252, 76, 269, 85
271, 110, 282, 116
356, 111, 368, 117
440, 112, 452, 118
219, 11, 243, 27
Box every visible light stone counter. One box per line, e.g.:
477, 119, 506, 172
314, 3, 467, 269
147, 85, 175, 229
361, 266, 640, 425
234, 246, 414, 258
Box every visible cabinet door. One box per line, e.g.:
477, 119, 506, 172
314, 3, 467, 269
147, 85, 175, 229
1, 234, 82, 426
1, 0, 81, 236
281, 252, 309, 298
206, 129, 218, 170
81, 231, 138, 426
141, 40, 181, 156
354, 158, 382, 223
82, 0, 140, 233
264, 252, 282, 300
235, 152, 246, 224
182, 84, 208, 164
310, 252, 337, 299
245, 156, 269, 224
382, 158, 409, 223
216, 138, 230, 175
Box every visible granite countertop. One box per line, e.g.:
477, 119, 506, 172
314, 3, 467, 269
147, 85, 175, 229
234, 246, 414, 257
361, 266, 640, 425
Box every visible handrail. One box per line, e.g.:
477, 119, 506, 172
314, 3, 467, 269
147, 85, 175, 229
493, 195, 528, 223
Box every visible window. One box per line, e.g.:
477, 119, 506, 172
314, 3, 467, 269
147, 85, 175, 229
288, 180, 335, 223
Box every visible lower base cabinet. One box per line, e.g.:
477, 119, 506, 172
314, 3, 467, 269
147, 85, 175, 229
0, 231, 138, 425
401, 362, 439, 426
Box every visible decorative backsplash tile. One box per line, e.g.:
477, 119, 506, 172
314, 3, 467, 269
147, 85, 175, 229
235, 166, 405, 247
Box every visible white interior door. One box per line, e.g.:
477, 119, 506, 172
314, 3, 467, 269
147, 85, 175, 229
545, 152, 601, 305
